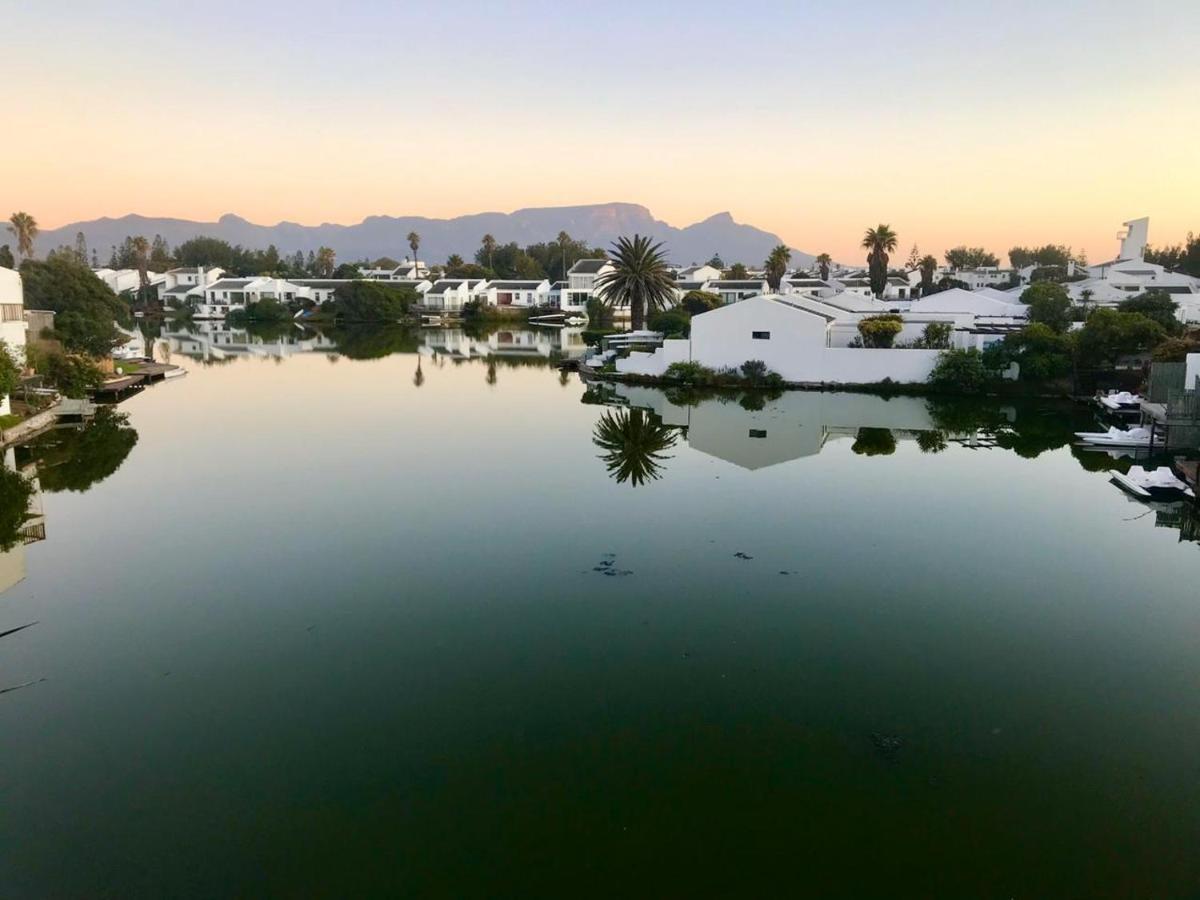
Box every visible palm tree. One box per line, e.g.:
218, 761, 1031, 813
816, 252, 832, 281
592, 408, 678, 487
130, 235, 150, 293
765, 244, 791, 290
861, 225, 898, 299
557, 230, 572, 281
407, 231, 421, 267
594, 234, 675, 331
7, 212, 37, 262
481, 234, 497, 271
918, 254, 938, 295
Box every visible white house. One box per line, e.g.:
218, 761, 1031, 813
707, 279, 769, 305
782, 277, 837, 299
1066, 218, 1200, 319
359, 261, 430, 280
0, 267, 27, 415
92, 267, 167, 295
423, 279, 487, 311
615, 295, 944, 385
196, 277, 314, 318
565, 258, 614, 312
481, 280, 550, 308
675, 264, 723, 283
946, 267, 1018, 290
159, 266, 225, 308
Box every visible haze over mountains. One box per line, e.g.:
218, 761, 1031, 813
36, 203, 813, 269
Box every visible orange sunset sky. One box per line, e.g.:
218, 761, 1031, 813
4, 0, 1199, 263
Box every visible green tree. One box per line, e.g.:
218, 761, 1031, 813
7, 212, 38, 261
315, 246, 336, 277
149, 234, 171, 268
815, 253, 831, 281
1020, 282, 1072, 333
327, 281, 416, 322
921, 321, 952, 349
0, 245, 14, 269
725, 263, 749, 279
918, 255, 938, 294
679, 290, 722, 315
480, 234, 497, 271
19, 256, 128, 355
862, 224, 898, 298
592, 407, 678, 487
1000, 323, 1073, 381
1074, 309, 1166, 367
944, 246, 999, 268
407, 231, 421, 265
594, 234, 676, 332
130, 235, 150, 296
35, 348, 106, 397
74, 232, 89, 266
928, 348, 990, 393
0, 340, 22, 398
764, 244, 791, 291
1118, 290, 1182, 335
0, 465, 35, 551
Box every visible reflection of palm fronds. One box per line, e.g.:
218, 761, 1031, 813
592, 408, 678, 487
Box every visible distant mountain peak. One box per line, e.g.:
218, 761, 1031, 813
37, 204, 808, 266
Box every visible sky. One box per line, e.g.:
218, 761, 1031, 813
3, 0, 1200, 263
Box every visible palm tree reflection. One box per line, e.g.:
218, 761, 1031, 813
413, 358, 424, 388
592, 408, 678, 487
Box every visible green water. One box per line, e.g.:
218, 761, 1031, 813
1, 328, 1198, 898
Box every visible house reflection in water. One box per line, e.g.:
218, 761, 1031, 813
161, 322, 338, 362
420, 327, 588, 363
0, 447, 46, 597
603, 384, 941, 471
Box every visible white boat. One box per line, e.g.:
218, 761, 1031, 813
1096, 391, 1142, 412
1111, 466, 1195, 501
1074, 425, 1152, 448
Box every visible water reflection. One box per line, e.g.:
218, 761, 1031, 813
17, 408, 139, 494
592, 408, 680, 487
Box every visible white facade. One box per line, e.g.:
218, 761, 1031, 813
0, 268, 27, 416
423, 279, 487, 311
707, 280, 769, 305
159, 266, 225, 307
359, 261, 430, 280
675, 264, 723, 283
482, 280, 550, 308
92, 268, 166, 295
565, 258, 614, 312
616, 295, 943, 385
196, 277, 314, 318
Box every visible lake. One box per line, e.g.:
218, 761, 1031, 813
1, 325, 1198, 898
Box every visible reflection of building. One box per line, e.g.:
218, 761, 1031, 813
607, 384, 936, 470
161, 324, 337, 361
0, 266, 28, 416
420, 327, 587, 361
0, 447, 46, 596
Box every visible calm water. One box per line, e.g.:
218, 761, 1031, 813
1, 326, 1198, 898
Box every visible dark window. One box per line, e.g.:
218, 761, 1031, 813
752, 331, 771, 340
749, 429, 767, 438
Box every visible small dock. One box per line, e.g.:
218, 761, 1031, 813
95, 362, 185, 400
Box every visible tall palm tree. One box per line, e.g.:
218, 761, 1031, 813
816, 252, 832, 281
557, 230, 572, 281
130, 235, 150, 293
7, 212, 38, 261
481, 234, 497, 271
407, 231, 421, 267
592, 408, 678, 487
861, 224, 898, 299
594, 234, 675, 332
765, 244, 791, 291
919, 254, 938, 295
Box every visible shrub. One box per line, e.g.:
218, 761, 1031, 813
647, 307, 692, 337
665, 361, 717, 385
928, 348, 991, 394
1119, 290, 1183, 335
851, 427, 896, 456
679, 291, 722, 316
921, 321, 952, 349
32, 347, 105, 398
1151, 337, 1200, 362
857, 313, 904, 348
740, 359, 768, 382
1074, 309, 1166, 367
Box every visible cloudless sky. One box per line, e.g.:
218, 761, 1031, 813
4, 0, 1199, 261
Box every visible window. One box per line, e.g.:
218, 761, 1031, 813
752, 331, 771, 340
749, 429, 767, 439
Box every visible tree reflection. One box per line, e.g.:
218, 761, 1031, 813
851, 427, 896, 456
413, 358, 424, 388
592, 408, 678, 487
0, 466, 35, 551
915, 430, 948, 454
18, 407, 138, 493
486, 360, 497, 386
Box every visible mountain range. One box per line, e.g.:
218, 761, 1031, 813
35, 204, 811, 269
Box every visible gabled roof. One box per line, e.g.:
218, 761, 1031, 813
488, 280, 545, 290
427, 280, 466, 292
675, 281, 708, 291
206, 278, 254, 290
569, 258, 609, 274
907, 288, 1027, 317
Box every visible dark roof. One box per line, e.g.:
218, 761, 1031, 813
1114, 269, 1157, 276
1144, 285, 1192, 294
710, 280, 765, 289
569, 258, 609, 274
675, 281, 707, 290
207, 279, 253, 290
488, 281, 544, 290
292, 279, 350, 288
786, 278, 828, 287
427, 280, 466, 292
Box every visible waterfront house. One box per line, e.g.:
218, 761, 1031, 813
615, 295, 944, 385
565, 258, 614, 312
159, 266, 225, 308
481, 280, 551, 308
196, 277, 312, 318
360, 261, 431, 280
708, 279, 770, 305
0, 267, 27, 416
675, 264, 723, 283
423, 279, 487, 311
